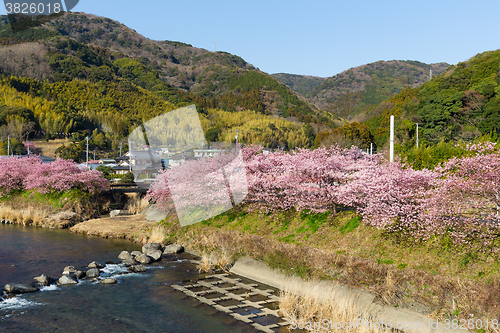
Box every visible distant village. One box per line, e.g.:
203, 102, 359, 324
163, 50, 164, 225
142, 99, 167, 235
0, 145, 275, 184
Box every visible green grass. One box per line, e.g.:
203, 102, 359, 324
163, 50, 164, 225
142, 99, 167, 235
377, 258, 395, 265
278, 234, 297, 244
339, 215, 361, 233
297, 210, 330, 234
264, 251, 313, 279
18, 189, 89, 209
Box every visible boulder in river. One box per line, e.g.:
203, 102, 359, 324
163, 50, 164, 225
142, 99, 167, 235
118, 251, 133, 260
74, 270, 86, 279
142, 243, 162, 255
128, 265, 146, 273
131, 251, 143, 258
135, 253, 152, 264
100, 278, 117, 284
4, 283, 39, 294
148, 250, 162, 261
57, 274, 78, 286
86, 268, 100, 279
88, 261, 105, 269
121, 258, 139, 266
62, 266, 78, 275
33, 274, 51, 286
163, 244, 184, 254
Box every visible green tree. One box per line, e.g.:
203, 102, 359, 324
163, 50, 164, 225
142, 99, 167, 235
120, 172, 135, 184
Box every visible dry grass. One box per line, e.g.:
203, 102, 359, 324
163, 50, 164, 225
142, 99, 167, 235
148, 224, 168, 243
196, 250, 233, 274
279, 280, 389, 332
124, 194, 150, 214
0, 204, 47, 226
32, 138, 70, 158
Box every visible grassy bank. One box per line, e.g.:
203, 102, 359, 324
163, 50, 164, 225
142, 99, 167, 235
0, 189, 110, 228
146, 206, 499, 329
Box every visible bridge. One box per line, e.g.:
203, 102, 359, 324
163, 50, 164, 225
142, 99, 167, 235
109, 183, 149, 194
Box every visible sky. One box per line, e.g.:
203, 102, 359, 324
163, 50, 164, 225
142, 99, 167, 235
2, 0, 500, 77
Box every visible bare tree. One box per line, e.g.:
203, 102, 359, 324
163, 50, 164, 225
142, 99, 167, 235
2, 118, 36, 142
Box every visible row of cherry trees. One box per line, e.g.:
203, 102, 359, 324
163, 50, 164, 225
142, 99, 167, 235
148, 143, 500, 251
0, 155, 109, 196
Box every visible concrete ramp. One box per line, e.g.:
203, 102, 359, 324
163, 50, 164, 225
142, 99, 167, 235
230, 257, 468, 333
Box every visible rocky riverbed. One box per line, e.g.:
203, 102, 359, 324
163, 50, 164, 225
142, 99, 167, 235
1, 242, 184, 301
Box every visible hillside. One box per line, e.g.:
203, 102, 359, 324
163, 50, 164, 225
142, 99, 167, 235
363, 49, 500, 152
307, 60, 449, 120
0, 13, 322, 124
272, 73, 326, 95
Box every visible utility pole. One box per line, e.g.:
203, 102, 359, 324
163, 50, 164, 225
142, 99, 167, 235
93, 149, 96, 160
370, 143, 373, 156
128, 140, 132, 173
120, 142, 122, 157
416, 123, 419, 148
86, 136, 89, 168
390, 115, 394, 163
7, 136, 10, 156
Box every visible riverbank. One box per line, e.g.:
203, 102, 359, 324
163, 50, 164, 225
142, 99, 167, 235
2, 190, 498, 331
0, 190, 110, 228
66, 206, 500, 332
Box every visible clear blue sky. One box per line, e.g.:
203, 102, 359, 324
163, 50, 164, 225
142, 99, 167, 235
2, 0, 500, 77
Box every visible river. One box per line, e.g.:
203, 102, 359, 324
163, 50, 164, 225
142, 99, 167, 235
0, 223, 269, 332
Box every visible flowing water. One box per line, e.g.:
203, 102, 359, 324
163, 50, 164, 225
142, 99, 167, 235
0, 223, 259, 332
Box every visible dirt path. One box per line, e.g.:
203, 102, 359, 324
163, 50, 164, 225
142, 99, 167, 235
70, 214, 154, 242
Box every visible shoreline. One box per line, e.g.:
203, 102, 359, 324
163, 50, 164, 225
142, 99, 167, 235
2, 203, 496, 332
66, 215, 471, 333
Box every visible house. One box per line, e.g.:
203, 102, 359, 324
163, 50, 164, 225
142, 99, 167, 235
113, 160, 131, 175
193, 149, 221, 158
99, 158, 116, 164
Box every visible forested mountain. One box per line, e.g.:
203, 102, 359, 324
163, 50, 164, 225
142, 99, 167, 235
0, 13, 323, 124
304, 60, 449, 120
0, 12, 322, 158
272, 73, 326, 95
362, 49, 500, 152
1, 11, 498, 163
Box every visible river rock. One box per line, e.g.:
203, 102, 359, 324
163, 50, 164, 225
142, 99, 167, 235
131, 251, 143, 258
118, 251, 133, 260
100, 278, 117, 284
34, 274, 51, 286
135, 253, 152, 264
57, 274, 78, 286
121, 258, 139, 266
74, 270, 86, 279
142, 243, 162, 255
86, 268, 100, 279
4, 283, 39, 294
128, 265, 146, 273
46, 211, 81, 228
88, 261, 105, 269
163, 244, 184, 254
62, 266, 78, 275
148, 250, 163, 261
